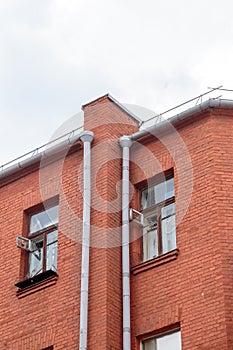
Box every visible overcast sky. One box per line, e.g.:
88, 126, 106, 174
1, 0, 233, 165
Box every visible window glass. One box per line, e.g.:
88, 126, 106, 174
142, 174, 176, 261
143, 337, 156, 350
29, 205, 59, 234
157, 331, 182, 350
145, 214, 157, 228
161, 203, 175, 218
162, 215, 176, 254
47, 230, 58, 245
144, 214, 158, 260
142, 186, 154, 210
164, 178, 174, 200
161, 203, 176, 254
147, 228, 158, 260
29, 246, 43, 277
142, 178, 174, 209
142, 330, 182, 350
27, 203, 59, 278
46, 230, 58, 272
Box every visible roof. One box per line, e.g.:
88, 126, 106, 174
1, 96, 233, 185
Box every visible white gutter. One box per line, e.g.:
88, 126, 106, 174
130, 98, 233, 141
119, 135, 133, 350
0, 133, 84, 181
79, 131, 94, 350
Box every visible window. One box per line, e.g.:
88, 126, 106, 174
141, 174, 176, 261
142, 330, 182, 350
26, 204, 59, 278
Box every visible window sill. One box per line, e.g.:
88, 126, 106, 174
131, 249, 179, 275
15, 270, 58, 299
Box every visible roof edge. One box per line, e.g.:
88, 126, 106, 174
107, 94, 142, 125
129, 98, 233, 141
82, 93, 142, 126
0, 130, 92, 187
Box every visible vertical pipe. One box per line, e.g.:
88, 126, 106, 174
79, 131, 94, 350
119, 136, 133, 350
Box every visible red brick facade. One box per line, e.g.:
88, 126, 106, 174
0, 95, 233, 349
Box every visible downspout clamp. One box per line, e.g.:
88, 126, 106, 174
79, 130, 94, 350
119, 135, 133, 350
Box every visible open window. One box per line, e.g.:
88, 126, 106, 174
141, 171, 176, 261
16, 202, 59, 289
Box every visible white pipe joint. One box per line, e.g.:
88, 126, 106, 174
119, 136, 133, 149
119, 135, 133, 350
79, 130, 94, 350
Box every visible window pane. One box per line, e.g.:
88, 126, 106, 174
157, 331, 182, 350
30, 205, 59, 234
147, 228, 158, 260
47, 230, 58, 245
143, 214, 158, 261
154, 182, 166, 204
29, 247, 43, 277
46, 241, 58, 272
162, 215, 176, 254
146, 214, 157, 228
143, 337, 156, 350
46, 230, 58, 271
155, 178, 174, 204
161, 203, 175, 218
142, 178, 174, 209
142, 187, 155, 209
165, 178, 174, 199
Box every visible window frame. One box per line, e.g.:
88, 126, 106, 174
24, 204, 59, 279
25, 221, 58, 278
15, 199, 59, 294
140, 170, 176, 261
142, 196, 175, 260
17, 197, 59, 279
141, 329, 182, 350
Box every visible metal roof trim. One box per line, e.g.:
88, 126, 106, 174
129, 98, 233, 141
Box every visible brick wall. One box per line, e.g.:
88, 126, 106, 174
0, 147, 88, 349
1, 97, 233, 350
129, 109, 233, 350
0, 95, 138, 350
83, 96, 139, 349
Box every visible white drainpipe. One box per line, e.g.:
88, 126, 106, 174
119, 136, 133, 350
79, 131, 94, 350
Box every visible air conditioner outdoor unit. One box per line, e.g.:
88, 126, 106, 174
16, 236, 37, 252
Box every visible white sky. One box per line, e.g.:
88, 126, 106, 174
1, 0, 233, 165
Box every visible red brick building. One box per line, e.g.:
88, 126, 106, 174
1, 94, 233, 349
